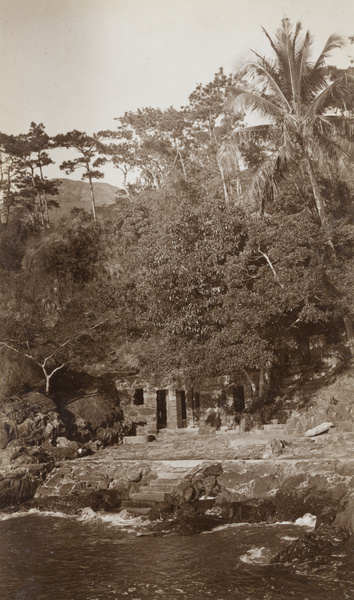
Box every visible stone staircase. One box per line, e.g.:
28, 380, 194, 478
123, 464, 196, 511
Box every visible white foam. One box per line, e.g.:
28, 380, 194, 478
202, 521, 297, 534
239, 546, 268, 564
0, 508, 73, 521
76, 507, 148, 530
294, 513, 317, 528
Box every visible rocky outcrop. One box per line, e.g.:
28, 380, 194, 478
0, 392, 65, 448
272, 525, 351, 563
61, 390, 125, 446
286, 371, 354, 434
333, 495, 354, 534
29, 452, 354, 536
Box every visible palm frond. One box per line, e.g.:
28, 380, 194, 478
305, 76, 353, 120
294, 31, 313, 102
240, 153, 283, 213
321, 132, 354, 161
229, 91, 283, 122
232, 124, 272, 135
217, 141, 242, 176
313, 33, 346, 70
236, 61, 291, 111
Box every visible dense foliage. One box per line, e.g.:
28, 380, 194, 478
1, 20, 353, 397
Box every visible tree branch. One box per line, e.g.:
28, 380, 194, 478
258, 247, 284, 288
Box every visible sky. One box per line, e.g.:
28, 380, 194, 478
1, 0, 353, 183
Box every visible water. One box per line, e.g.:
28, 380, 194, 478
1, 510, 353, 600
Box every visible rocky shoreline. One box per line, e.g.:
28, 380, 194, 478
1, 432, 354, 564
1, 385, 354, 566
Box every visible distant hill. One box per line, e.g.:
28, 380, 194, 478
48, 179, 122, 222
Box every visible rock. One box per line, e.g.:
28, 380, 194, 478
96, 427, 120, 446
56, 436, 71, 447
315, 506, 337, 528
333, 496, 354, 534
84, 440, 103, 453
272, 525, 350, 563
0, 417, 18, 449
64, 393, 122, 431
304, 422, 334, 437
63, 391, 124, 446
10, 446, 53, 467
261, 438, 284, 459
50, 446, 79, 461
127, 468, 143, 482
203, 463, 223, 477
0, 393, 65, 448
0, 476, 37, 508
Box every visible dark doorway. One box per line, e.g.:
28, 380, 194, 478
133, 389, 144, 406
156, 390, 167, 429
177, 390, 187, 428
233, 385, 245, 413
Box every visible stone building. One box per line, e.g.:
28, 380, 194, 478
116, 372, 258, 437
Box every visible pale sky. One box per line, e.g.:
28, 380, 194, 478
1, 0, 353, 183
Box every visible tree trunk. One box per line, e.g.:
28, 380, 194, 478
343, 316, 354, 355
88, 176, 97, 221
218, 162, 229, 203
305, 157, 336, 256
305, 157, 328, 227
39, 162, 51, 227
42, 362, 65, 395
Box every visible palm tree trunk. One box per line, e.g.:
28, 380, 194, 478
305, 158, 328, 227
218, 162, 229, 203
305, 157, 336, 256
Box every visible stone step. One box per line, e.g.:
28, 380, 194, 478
146, 484, 176, 494
130, 491, 167, 503
123, 436, 154, 445
263, 424, 286, 431
152, 478, 183, 486
157, 428, 199, 435
157, 471, 189, 479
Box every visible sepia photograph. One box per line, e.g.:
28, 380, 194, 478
0, 0, 354, 598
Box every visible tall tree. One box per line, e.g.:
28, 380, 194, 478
225, 19, 354, 236
0, 123, 60, 227
54, 131, 106, 221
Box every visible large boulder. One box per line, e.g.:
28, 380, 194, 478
0, 392, 65, 448
0, 474, 38, 508
63, 391, 124, 445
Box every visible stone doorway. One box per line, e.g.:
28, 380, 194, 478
176, 390, 187, 428
156, 390, 167, 430
233, 385, 245, 413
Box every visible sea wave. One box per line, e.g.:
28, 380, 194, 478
76, 507, 149, 530
0, 508, 74, 521
0, 506, 150, 531
239, 546, 270, 564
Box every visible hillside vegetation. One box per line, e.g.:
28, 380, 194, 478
0, 19, 354, 405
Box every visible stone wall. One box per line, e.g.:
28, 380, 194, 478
115, 372, 258, 434
117, 386, 157, 436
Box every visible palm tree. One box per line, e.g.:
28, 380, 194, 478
224, 18, 354, 232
